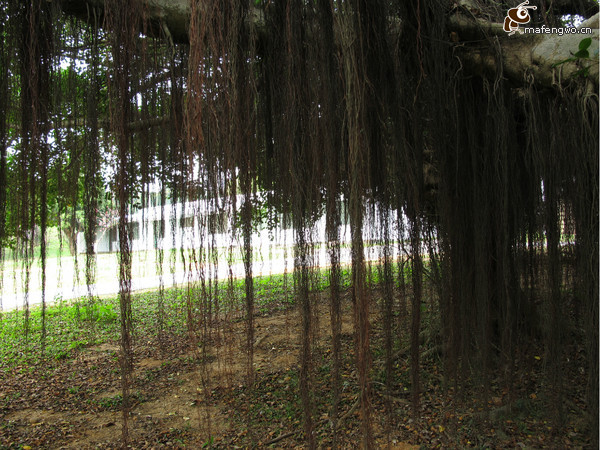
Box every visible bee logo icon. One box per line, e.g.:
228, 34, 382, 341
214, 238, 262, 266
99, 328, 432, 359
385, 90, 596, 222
504, 1, 537, 35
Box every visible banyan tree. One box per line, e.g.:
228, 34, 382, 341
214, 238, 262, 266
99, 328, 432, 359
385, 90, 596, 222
0, 0, 598, 447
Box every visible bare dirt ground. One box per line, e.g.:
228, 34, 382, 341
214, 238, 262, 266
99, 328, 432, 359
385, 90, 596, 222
0, 291, 592, 448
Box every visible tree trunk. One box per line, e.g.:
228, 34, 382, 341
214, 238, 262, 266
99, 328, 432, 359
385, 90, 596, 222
62, 225, 78, 256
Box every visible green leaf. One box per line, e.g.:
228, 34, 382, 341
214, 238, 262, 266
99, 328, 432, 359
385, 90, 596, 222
574, 49, 590, 59
551, 57, 575, 68
578, 37, 592, 51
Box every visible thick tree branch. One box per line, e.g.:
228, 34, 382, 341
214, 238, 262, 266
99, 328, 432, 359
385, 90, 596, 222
9, 116, 169, 138
59, 115, 170, 131
59, 0, 599, 90
61, 0, 191, 44
448, 12, 599, 88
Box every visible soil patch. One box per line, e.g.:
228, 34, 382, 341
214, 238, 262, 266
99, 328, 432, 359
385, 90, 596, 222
0, 291, 592, 448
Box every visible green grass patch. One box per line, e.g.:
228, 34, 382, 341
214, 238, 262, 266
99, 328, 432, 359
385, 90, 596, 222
0, 268, 353, 370
0, 260, 419, 373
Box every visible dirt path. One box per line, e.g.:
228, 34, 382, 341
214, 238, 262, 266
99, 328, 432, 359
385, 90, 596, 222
1, 295, 358, 448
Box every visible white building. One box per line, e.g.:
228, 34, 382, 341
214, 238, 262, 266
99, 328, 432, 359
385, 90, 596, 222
77, 192, 409, 256
78, 194, 288, 254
